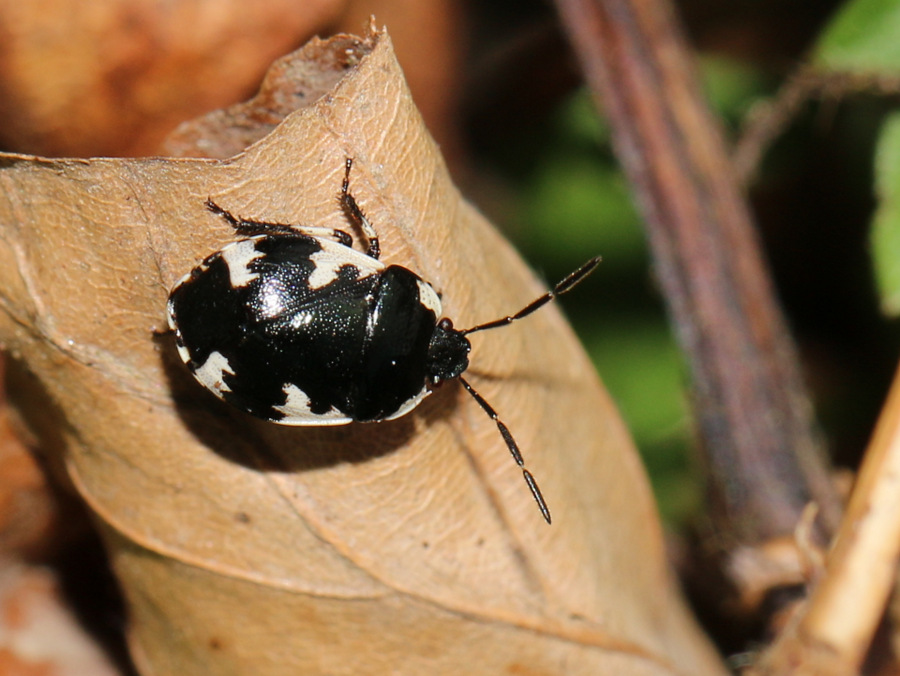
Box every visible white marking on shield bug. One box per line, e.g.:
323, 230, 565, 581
415, 279, 442, 317
221, 239, 265, 287
166, 295, 197, 366
193, 351, 235, 395
273, 384, 353, 425
306, 238, 384, 290
383, 386, 432, 422
174, 340, 192, 366
307, 248, 346, 290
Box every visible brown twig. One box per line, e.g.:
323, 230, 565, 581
749, 362, 900, 675
735, 67, 900, 186
733, 70, 818, 187
553, 0, 842, 549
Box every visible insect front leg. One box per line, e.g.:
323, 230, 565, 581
205, 199, 353, 248
339, 158, 381, 259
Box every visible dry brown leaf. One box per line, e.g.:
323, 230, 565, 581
0, 28, 726, 675
161, 33, 366, 160
335, 0, 466, 171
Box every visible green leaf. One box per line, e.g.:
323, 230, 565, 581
871, 111, 900, 315
812, 0, 900, 74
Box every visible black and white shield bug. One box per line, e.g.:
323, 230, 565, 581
167, 158, 599, 523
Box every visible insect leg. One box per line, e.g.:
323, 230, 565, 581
339, 158, 381, 260
205, 199, 353, 248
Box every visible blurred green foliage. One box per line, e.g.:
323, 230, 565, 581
812, 0, 900, 73
871, 112, 900, 316
812, 0, 900, 318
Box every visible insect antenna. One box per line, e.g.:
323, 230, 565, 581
459, 256, 601, 336
459, 376, 552, 524
455, 256, 601, 523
